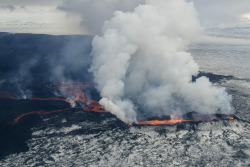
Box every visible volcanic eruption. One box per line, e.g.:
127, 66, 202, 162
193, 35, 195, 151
0, 81, 234, 126
0, 0, 236, 126
90, 0, 234, 123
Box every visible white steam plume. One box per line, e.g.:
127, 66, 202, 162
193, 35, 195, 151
58, 0, 144, 34
90, 0, 234, 122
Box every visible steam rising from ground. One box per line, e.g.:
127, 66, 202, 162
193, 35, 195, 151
90, 0, 234, 122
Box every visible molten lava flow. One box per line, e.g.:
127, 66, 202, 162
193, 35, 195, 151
30, 97, 71, 103
134, 115, 235, 125
13, 107, 82, 124
0, 82, 108, 124
0, 82, 236, 125
135, 120, 184, 125
0, 92, 19, 100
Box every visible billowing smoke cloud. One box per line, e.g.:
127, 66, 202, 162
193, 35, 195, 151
90, 0, 234, 122
58, 0, 250, 35
58, 0, 145, 34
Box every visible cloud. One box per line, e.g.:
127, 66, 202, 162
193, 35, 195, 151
57, 0, 144, 34
0, 1, 85, 35
0, 5, 15, 11
57, 0, 250, 34
1, 0, 249, 35
90, 0, 234, 122
188, 0, 250, 26
0, 0, 62, 6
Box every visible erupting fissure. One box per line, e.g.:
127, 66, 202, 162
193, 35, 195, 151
135, 116, 235, 125
0, 82, 235, 126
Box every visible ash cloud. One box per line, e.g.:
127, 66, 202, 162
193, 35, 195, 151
90, 0, 234, 122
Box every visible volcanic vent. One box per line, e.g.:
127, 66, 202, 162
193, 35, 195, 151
134, 111, 235, 125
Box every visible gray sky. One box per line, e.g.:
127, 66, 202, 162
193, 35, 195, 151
0, 0, 85, 34
188, 0, 250, 26
0, 0, 249, 35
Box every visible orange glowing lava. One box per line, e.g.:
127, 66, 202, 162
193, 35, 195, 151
134, 116, 235, 125
0, 82, 235, 125
135, 120, 184, 125
0, 92, 20, 100
0, 82, 108, 124
13, 107, 82, 124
